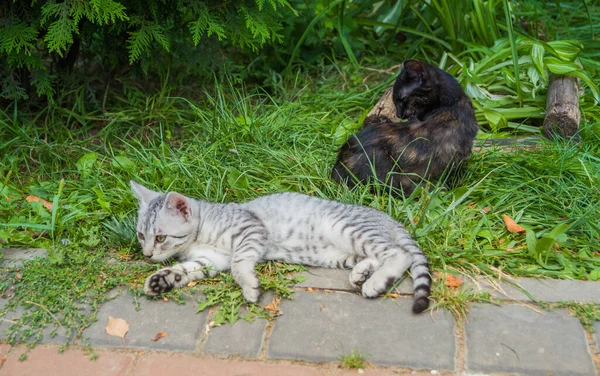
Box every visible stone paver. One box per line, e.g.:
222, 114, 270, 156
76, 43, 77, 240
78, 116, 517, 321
297, 267, 413, 294
83, 291, 207, 352
133, 353, 326, 376
2, 346, 134, 376
470, 276, 600, 303
202, 318, 268, 357
465, 304, 595, 376
133, 352, 416, 376
0, 300, 72, 344
0, 343, 11, 358
268, 291, 455, 370
1, 248, 47, 267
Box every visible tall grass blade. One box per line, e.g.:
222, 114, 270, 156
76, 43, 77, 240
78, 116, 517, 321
502, 0, 522, 105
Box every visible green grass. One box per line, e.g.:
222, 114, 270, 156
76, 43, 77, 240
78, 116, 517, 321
429, 273, 496, 321
0, 56, 599, 348
339, 348, 368, 369
541, 302, 600, 332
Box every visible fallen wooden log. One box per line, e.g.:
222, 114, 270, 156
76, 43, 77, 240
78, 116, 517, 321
366, 87, 401, 123
543, 74, 581, 141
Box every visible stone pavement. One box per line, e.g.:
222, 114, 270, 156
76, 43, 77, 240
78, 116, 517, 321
1, 249, 600, 375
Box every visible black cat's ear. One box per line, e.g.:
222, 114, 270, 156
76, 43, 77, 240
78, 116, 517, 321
165, 192, 192, 221
402, 59, 426, 80
130, 180, 160, 206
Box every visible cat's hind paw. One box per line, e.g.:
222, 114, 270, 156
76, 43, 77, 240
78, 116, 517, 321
361, 274, 398, 298
144, 268, 186, 296
349, 258, 380, 288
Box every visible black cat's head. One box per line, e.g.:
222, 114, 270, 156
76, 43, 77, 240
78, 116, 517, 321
392, 60, 435, 121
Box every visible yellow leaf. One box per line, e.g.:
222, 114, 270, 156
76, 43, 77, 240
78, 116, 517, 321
502, 214, 526, 234
445, 274, 464, 288
106, 317, 129, 340
187, 281, 198, 287
26, 196, 53, 211
264, 296, 281, 316
151, 331, 167, 342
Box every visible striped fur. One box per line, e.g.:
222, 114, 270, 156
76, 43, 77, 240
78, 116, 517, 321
131, 181, 431, 313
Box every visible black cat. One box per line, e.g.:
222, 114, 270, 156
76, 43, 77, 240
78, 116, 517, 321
332, 59, 478, 196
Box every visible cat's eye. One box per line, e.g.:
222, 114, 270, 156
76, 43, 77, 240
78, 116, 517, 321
138, 232, 145, 240
155, 235, 166, 243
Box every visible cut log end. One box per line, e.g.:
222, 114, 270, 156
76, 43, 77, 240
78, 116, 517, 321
366, 88, 401, 123
543, 74, 581, 141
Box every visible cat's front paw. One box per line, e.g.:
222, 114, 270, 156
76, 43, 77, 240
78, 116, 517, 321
144, 268, 186, 296
241, 285, 261, 303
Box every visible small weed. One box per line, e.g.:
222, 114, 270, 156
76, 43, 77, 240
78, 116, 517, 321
541, 302, 600, 332
18, 353, 27, 362
339, 349, 368, 369
197, 262, 306, 325
429, 274, 495, 321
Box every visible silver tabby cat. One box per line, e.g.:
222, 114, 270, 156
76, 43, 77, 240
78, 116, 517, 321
131, 180, 431, 313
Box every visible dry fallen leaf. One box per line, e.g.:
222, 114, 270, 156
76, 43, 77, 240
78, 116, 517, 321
106, 317, 129, 341
386, 293, 400, 298
25, 196, 53, 211
306, 287, 316, 292
151, 331, 167, 342
187, 281, 198, 287
162, 297, 169, 302
502, 214, 526, 234
481, 206, 491, 213
265, 296, 281, 316
467, 202, 477, 209
444, 274, 464, 288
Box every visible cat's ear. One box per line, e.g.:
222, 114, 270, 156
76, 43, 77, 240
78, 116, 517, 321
402, 59, 426, 80
130, 180, 159, 206
165, 192, 192, 221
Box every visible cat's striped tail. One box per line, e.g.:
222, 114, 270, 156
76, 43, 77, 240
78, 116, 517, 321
407, 243, 432, 314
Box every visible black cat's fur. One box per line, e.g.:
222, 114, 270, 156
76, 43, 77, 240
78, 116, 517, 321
332, 59, 478, 196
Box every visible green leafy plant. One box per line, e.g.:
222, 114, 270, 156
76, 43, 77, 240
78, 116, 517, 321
197, 262, 306, 325
0, 0, 296, 100
339, 348, 368, 369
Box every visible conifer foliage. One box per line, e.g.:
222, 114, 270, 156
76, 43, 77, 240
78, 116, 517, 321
0, 0, 294, 100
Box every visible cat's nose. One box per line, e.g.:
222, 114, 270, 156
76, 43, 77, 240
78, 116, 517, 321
142, 247, 154, 258
395, 104, 403, 118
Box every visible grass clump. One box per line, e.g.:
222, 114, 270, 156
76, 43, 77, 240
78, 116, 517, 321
428, 273, 495, 321
197, 262, 306, 326
541, 302, 600, 332
339, 349, 368, 369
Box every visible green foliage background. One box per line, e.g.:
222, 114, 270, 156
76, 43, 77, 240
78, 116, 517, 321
2, 0, 599, 136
